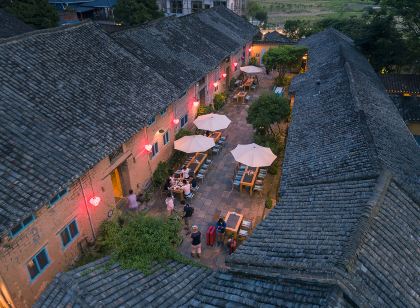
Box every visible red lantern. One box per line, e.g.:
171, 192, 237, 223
248, 47, 252, 52
222, 73, 227, 78
213, 81, 219, 88
173, 118, 180, 125
193, 101, 200, 107
145, 144, 152, 152
234, 62, 238, 67
89, 196, 101, 207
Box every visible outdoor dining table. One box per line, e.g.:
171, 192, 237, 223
169, 180, 185, 201
208, 131, 222, 143
243, 79, 253, 91
236, 91, 247, 103
224, 211, 243, 239
186, 152, 208, 175
240, 166, 260, 196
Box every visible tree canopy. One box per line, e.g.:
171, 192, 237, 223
1, 0, 58, 29
247, 0, 267, 23
262, 45, 307, 79
114, 0, 163, 26
247, 92, 290, 135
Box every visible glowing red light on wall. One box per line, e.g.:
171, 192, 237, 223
173, 118, 180, 125
222, 73, 227, 78
248, 47, 252, 52
234, 62, 238, 67
213, 81, 219, 88
89, 196, 101, 207
193, 101, 200, 107
145, 144, 153, 152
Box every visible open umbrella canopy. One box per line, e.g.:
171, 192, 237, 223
174, 135, 215, 153
240, 65, 264, 74
193, 113, 231, 131
230, 143, 277, 167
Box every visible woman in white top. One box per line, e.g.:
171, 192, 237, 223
127, 189, 138, 210
182, 166, 190, 179
165, 192, 174, 216
182, 179, 191, 196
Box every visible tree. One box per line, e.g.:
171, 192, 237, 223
4, 0, 58, 28
114, 0, 163, 26
262, 45, 308, 80
247, 0, 267, 23
284, 20, 313, 40
247, 92, 290, 135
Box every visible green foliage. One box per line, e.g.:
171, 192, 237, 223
4, 0, 58, 28
152, 161, 169, 188
168, 150, 186, 170
247, 92, 290, 135
99, 214, 186, 273
248, 57, 258, 66
284, 20, 313, 40
268, 160, 279, 175
263, 45, 308, 80
265, 198, 273, 209
229, 77, 237, 91
197, 104, 213, 116
247, 0, 267, 23
213, 93, 226, 111
254, 134, 281, 155
175, 128, 193, 140
274, 75, 292, 87
114, 0, 163, 26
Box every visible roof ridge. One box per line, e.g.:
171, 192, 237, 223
0, 20, 94, 45
340, 170, 393, 272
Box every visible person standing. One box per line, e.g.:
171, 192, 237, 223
182, 200, 194, 234
127, 189, 138, 211
165, 192, 174, 216
182, 166, 190, 179
216, 217, 226, 246
191, 225, 201, 258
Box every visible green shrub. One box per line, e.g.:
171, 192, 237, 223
197, 104, 213, 116
213, 93, 226, 110
265, 199, 273, 209
254, 133, 281, 155
268, 160, 279, 175
152, 161, 169, 188
274, 75, 292, 87
229, 77, 237, 91
168, 151, 185, 170
98, 214, 186, 274
175, 128, 193, 140
248, 57, 258, 66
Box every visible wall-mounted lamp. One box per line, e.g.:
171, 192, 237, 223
145, 144, 153, 152
173, 118, 180, 125
234, 62, 238, 67
213, 81, 219, 88
193, 101, 200, 107
89, 196, 101, 207
248, 47, 252, 52
222, 73, 227, 78
158, 129, 165, 134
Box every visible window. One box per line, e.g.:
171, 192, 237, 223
151, 142, 159, 157
10, 215, 35, 237
180, 114, 188, 128
147, 116, 156, 126
109, 145, 124, 164
192, 1, 202, 12
27, 247, 50, 281
60, 219, 79, 248
171, 0, 183, 14
163, 131, 170, 145
49, 188, 68, 207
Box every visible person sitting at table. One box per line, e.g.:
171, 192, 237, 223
182, 179, 192, 197
191, 176, 198, 190
163, 177, 171, 192
182, 166, 190, 179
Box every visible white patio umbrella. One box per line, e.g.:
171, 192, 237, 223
193, 113, 231, 131
174, 135, 215, 153
230, 143, 277, 167
240, 65, 264, 74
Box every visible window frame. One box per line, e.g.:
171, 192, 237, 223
180, 114, 188, 128
10, 214, 35, 238
59, 219, 79, 249
151, 142, 159, 158
163, 131, 170, 145
27, 247, 50, 282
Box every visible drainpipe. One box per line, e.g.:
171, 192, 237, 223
79, 179, 96, 240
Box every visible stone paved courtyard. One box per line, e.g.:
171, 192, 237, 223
147, 72, 278, 268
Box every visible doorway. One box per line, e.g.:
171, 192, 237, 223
199, 87, 206, 104
225, 66, 231, 89
110, 161, 131, 202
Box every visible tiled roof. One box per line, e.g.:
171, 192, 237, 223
228, 29, 420, 307
34, 257, 213, 307
0, 23, 180, 235
380, 74, 420, 95
391, 96, 420, 122
111, 6, 258, 91
36, 257, 347, 307
264, 31, 293, 43
0, 9, 34, 38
